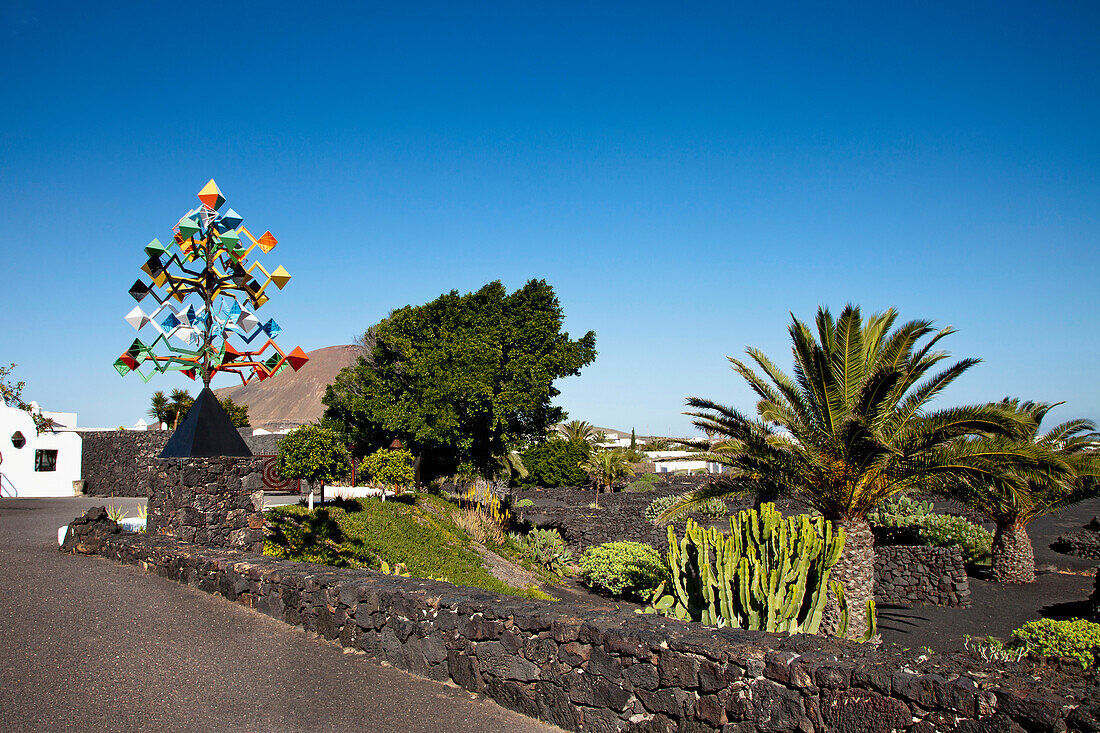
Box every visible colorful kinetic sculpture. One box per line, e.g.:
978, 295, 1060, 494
115, 179, 309, 388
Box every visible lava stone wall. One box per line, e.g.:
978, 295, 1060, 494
80, 430, 172, 496
874, 546, 970, 607
80, 430, 283, 496
85, 532, 1094, 733
147, 457, 266, 553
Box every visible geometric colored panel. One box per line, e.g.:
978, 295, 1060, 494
160, 312, 181, 331
178, 216, 200, 239
256, 231, 278, 252
129, 279, 151, 301
286, 346, 309, 371
197, 179, 225, 211
144, 237, 169, 257
262, 318, 281, 337
269, 265, 291, 290
217, 208, 243, 232
219, 229, 240, 249
124, 305, 148, 331
113, 356, 134, 375
237, 310, 260, 333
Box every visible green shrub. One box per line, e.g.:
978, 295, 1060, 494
868, 495, 935, 526
514, 498, 535, 508
1011, 618, 1100, 669
912, 514, 992, 562
645, 494, 726, 521
645, 495, 678, 523
359, 447, 415, 488
625, 473, 662, 493
578, 541, 669, 600
694, 497, 729, 519
520, 439, 590, 488
509, 528, 573, 576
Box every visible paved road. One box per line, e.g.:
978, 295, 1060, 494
0, 498, 559, 733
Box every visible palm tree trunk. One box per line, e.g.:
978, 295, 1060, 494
992, 519, 1035, 583
822, 517, 875, 638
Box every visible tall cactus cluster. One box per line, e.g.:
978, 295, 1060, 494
641, 503, 846, 635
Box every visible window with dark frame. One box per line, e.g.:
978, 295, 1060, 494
34, 449, 58, 472
11, 431, 25, 449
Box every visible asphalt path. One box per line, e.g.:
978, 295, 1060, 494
0, 497, 559, 733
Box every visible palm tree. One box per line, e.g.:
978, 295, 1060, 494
492, 451, 529, 484
948, 400, 1100, 583
557, 419, 597, 443
148, 391, 171, 429
580, 450, 635, 507
671, 305, 1030, 638
168, 389, 193, 429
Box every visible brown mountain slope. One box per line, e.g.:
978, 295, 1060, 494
213, 345, 360, 430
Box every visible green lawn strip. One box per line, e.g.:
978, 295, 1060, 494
264, 496, 550, 600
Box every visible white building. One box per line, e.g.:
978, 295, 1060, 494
0, 404, 82, 497
646, 450, 725, 474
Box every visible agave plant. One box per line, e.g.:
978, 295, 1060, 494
947, 400, 1100, 583
669, 305, 1031, 637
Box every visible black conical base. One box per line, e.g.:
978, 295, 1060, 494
159, 387, 252, 458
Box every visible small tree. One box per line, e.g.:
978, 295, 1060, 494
148, 391, 171, 428
275, 424, 350, 504
168, 389, 193, 429
2, 362, 56, 433
219, 396, 250, 428
580, 450, 635, 507
360, 447, 415, 490
948, 400, 1100, 583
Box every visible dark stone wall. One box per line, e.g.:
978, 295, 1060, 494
80, 430, 172, 496
874, 546, 970, 607
147, 457, 266, 552
82, 532, 1093, 733
81, 430, 283, 496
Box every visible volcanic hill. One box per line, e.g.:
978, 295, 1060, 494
214, 344, 360, 431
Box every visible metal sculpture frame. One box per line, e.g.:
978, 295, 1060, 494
115, 179, 309, 388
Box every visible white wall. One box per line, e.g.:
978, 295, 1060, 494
0, 405, 82, 497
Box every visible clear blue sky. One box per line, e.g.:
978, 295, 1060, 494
2, 1, 1097, 435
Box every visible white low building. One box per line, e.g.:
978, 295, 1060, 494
645, 450, 725, 474
0, 404, 82, 497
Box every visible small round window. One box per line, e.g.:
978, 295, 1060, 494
11, 431, 26, 449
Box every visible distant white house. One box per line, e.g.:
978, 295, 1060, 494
0, 404, 82, 497
645, 450, 725, 475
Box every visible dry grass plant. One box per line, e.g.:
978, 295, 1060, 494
454, 506, 505, 545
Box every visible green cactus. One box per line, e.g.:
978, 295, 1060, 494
833, 580, 877, 642
640, 504, 849, 635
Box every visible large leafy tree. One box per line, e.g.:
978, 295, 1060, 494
671, 305, 1029, 638
324, 280, 596, 480
520, 438, 590, 488
948, 400, 1100, 583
